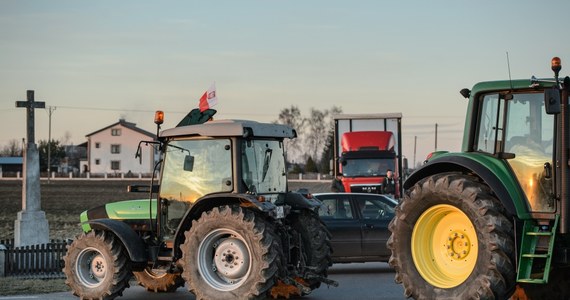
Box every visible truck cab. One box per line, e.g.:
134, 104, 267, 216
337, 131, 398, 195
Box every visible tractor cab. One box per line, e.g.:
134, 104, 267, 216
156, 118, 296, 241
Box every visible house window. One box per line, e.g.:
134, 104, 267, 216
111, 129, 121, 136
95, 142, 100, 149
111, 144, 121, 154
111, 160, 121, 170
95, 159, 100, 165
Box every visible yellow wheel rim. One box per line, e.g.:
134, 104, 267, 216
411, 204, 478, 288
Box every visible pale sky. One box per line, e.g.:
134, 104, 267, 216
1, 0, 569, 167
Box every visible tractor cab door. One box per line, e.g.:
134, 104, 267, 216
158, 138, 233, 240
477, 92, 555, 212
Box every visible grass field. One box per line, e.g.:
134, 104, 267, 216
0, 179, 151, 241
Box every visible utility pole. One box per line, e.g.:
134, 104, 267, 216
46, 106, 56, 183
435, 123, 438, 151
413, 135, 417, 168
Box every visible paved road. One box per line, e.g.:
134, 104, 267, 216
0, 262, 406, 300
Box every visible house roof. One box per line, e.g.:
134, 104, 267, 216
0, 157, 23, 165
85, 119, 155, 138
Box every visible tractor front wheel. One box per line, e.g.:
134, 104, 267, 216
63, 230, 132, 300
388, 173, 516, 299
181, 205, 280, 300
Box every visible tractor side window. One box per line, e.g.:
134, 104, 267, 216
475, 94, 504, 154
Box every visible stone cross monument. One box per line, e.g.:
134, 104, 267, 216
14, 90, 49, 247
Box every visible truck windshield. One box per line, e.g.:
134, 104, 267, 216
342, 158, 395, 177
241, 140, 287, 194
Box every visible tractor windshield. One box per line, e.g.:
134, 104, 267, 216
241, 140, 287, 194
159, 138, 233, 203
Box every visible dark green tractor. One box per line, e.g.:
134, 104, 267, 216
63, 109, 334, 299
389, 57, 570, 299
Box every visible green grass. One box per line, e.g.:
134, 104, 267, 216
0, 278, 69, 296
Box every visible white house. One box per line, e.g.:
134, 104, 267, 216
85, 119, 156, 175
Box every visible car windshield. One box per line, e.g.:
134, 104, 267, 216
241, 139, 287, 194
342, 158, 394, 177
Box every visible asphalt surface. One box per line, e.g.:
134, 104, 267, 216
0, 262, 406, 300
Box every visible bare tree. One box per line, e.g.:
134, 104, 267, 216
276, 106, 305, 164
319, 106, 342, 173
304, 108, 329, 162
0, 139, 23, 157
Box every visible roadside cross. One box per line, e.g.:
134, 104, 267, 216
14, 90, 49, 247
16, 90, 45, 145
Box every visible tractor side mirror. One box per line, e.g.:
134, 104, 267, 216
545, 88, 561, 115
183, 155, 195, 172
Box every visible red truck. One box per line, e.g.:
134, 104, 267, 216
331, 113, 403, 198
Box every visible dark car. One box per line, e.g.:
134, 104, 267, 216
313, 192, 397, 263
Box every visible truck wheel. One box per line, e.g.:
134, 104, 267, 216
63, 230, 132, 300
181, 205, 280, 300
133, 268, 184, 292
388, 173, 515, 299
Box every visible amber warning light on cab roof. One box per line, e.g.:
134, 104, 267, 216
154, 110, 164, 125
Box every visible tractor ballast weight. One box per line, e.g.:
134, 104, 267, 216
389, 57, 570, 299
63, 108, 335, 300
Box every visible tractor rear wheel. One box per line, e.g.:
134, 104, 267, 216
388, 173, 516, 299
271, 209, 333, 298
290, 210, 332, 290
181, 205, 280, 300
63, 230, 132, 300
133, 267, 184, 292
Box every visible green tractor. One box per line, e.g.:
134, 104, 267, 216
62, 109, 335, 300
389, 57, 570, 299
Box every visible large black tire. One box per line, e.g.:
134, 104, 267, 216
133, 267, 184, 292
63, 230, 132, 300
180, 205, 280, 300
289, 209, 333, 291
388, 173, 516, 299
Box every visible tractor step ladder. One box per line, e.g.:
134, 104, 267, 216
516, 215, 559, 284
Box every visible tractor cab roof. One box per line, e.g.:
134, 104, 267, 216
160, 119, 297, 139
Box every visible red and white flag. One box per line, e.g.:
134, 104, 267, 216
199, 82, 218, 112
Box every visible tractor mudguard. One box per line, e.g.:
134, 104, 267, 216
283, 191, 323, 210
85, 219, 147, 263
171, 193, 278, 258
405, 153, 528, 218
